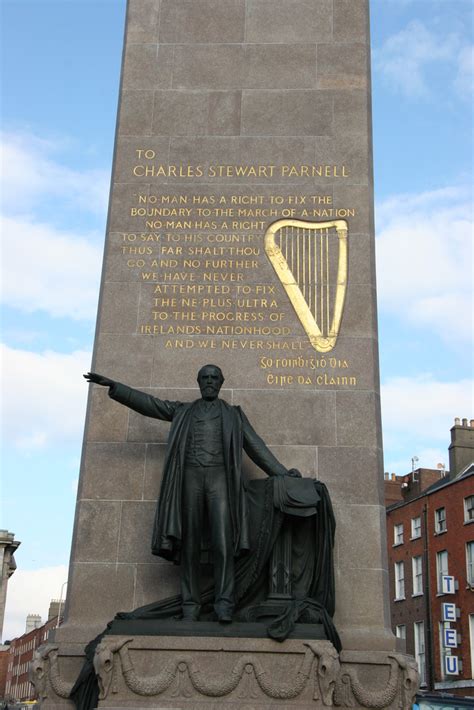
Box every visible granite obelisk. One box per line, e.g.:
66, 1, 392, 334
41, 2, 419, 708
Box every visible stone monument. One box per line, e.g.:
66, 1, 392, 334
0, 530, 20, 641
37, 1, 419, 708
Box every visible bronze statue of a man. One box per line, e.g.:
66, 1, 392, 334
85, 365, 300, 623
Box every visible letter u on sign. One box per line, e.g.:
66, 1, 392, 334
445, 655, 459, 675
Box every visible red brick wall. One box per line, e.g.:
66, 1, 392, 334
387, 472, 474, 694
0, 648, 10, 700
388, 496, 427, 660
428, 476, 474, 686
5, 617, 59, 701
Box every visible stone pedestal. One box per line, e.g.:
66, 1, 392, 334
36, 637, 418, 710
38, 0, 419, 708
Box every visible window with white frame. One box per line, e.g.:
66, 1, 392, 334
467, 541, 474, 586
411, 516, 421, 539
412, 555, 423, 595
395, 624, 406, 639
414, 621, 426, 685
465, 496, 474, 523
436, 550, 449, 593
439, 622, 450, 679
394, 523, 404, 545
435, 507, 447, 533
469, 614, 474, 678
394, 561, 405, 599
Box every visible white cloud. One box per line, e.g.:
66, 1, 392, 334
2, 565, 68, 642
1, 344, 91, 450
376, 185, 473, 343
1, 215, 102, 320
381, 372, 473, 474
0, 131, 109, 216
0, 131, 106, 321
381, 373, 473, 444
373, 20, 460, 97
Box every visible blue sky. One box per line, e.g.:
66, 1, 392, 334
1, 0, 472, 640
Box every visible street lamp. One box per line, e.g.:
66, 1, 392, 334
56, 581, 67, 629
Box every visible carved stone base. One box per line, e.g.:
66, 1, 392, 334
34, 636, 419, 709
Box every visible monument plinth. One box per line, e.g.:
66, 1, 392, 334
37, 1, 419, 708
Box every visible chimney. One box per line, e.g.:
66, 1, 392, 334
48, 599, 62, 621
449, 416, 474, 477
25, 614, 42, 634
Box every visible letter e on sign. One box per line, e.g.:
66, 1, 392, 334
442, 603, 456, 622
444, 628, 457, 648
442, 575, 455, 594
445, 656, 459, 675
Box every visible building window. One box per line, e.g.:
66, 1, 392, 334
465, 496, 474, 523
436, 550, 449, 593
394, 523, 404, 545
470, 615, 474, 678
435, 507, 447, 533
439, 622, 451, 679
395, 561, 405, 599
395, 624, 406, 639
414, 621, 426, 686
467, 541, 474, 586
411, 516, 421, 539
412, 555, 423, 595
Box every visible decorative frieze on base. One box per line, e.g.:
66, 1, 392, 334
30, 644, 75, 703
33, 636, 419, 709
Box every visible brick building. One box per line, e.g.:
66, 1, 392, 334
4, 608, 61, 703
0, 644, 10, 702
386, 418, 474, 697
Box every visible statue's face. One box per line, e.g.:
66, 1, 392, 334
197, 366, 223, 401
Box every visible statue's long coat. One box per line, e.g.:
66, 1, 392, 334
109, 383, 288, 561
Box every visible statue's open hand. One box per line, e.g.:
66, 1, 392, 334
83, 372, 115, 388
287, 468, 302, 478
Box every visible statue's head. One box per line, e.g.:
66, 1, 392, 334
197, 364, 224, 401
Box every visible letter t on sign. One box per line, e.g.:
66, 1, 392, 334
441, 575, 455, 594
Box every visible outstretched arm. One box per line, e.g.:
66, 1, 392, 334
240, 409, 301, 478
83, 372, 180, 422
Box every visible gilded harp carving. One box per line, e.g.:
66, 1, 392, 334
264, 219, 348, 353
